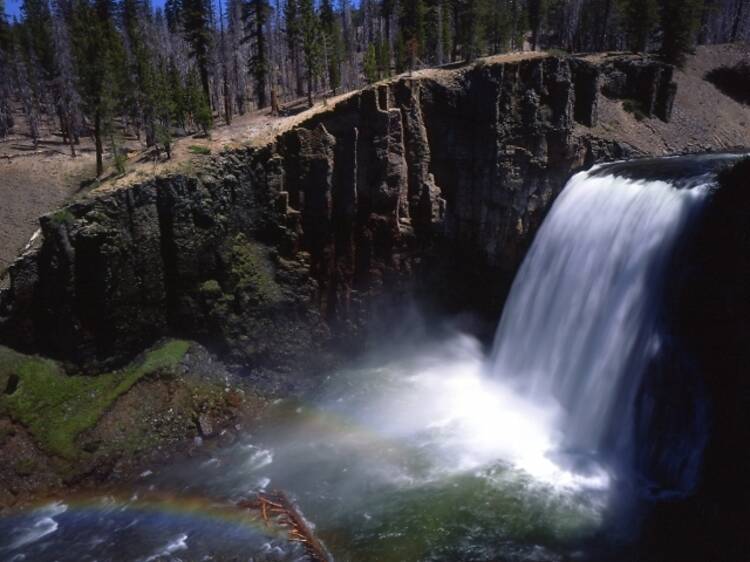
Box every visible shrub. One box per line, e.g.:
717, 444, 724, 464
623, 99, 648, 121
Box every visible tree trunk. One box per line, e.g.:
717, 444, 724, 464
732, 0, 745, 42
295, 52, 304, 97
532, 18, 541, 50
64, 112, 76, 157
307, 70, 313, 107
271, 84, 280, 114
200, 65, 211, 109
94, 110, 103, 177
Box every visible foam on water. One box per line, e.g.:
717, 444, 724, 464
143, 533, 188, 561
3, 502, 67, 551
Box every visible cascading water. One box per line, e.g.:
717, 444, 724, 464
2, 155, 742, 562
490, 163, 712, 490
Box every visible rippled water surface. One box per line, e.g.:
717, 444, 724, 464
0, 336, 611, 561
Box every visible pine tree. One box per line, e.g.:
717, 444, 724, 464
165, 0, 181, 32
661, 0, 705, 66
284, 0, 305, 97
394, 31, 406, 72
731, 0, 746, 42
398, 0, 425, 70
440, 0, 452, 62
381, 0, 396, 43
339, 0, 355, 89
508, 0, 526, 50
455, 0, 487, 61
244, 0, 270, 108
69, 0, 127, 175
423, 0, 440, 64
182, 0, 212, 101
186, 65, 212, 133
299, 0, 320, 106
19, 0, 57, 143
50, 2, 82, 155
217, 0, 232, 123
528, 0, 548, 50
376, 38, 391, 77
167, 59, 188, 129
121, 0, 157, 143
150, 57, 175, 158
0, 0, 8, 50
319, 0, 343, 93
227, 0, 247, 113
20, 0, 56, 81
0, 0, 14, 138
487, 0, 511, 54
621, 0, 658, 53
597, 0, 614, 49
363, 42, 378, 82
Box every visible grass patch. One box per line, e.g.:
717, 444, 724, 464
188, 145, 212, 155
0, 340, 190, 459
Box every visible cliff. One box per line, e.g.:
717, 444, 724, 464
0, 54, 679, 373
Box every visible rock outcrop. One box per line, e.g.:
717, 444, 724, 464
599, 56, 677, 121
0, 54, 673, 373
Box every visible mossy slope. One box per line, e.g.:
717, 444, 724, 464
0, 340, 190, 459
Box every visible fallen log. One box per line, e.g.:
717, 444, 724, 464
238, 490, 331, 562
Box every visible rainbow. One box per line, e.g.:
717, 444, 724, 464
3, 490, 291, 541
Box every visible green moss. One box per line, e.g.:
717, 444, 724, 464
199, 279, 222, 297
0, 340, 190, 459
229, 234, 284, 305
49, 208, 75, 226
188, 145, 212, 155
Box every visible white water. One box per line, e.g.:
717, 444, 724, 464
490, 168, 708, 471
2, 502, 66, 551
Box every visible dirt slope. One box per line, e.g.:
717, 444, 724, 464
584, 44, 750, 154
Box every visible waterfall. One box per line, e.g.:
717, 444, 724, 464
490, 165, 710, 488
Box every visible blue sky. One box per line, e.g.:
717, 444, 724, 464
6, 0, 22, 18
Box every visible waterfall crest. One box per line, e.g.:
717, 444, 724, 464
490, 167, 709, 482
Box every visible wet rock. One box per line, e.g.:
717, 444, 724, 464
197, 414, 215, 437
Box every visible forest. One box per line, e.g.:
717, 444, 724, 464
0, 0, 747, 176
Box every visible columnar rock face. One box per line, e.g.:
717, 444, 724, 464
0, 55, 673, 372
599, 57, 677, 121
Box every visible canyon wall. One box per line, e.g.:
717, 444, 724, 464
0, 55, 676, 373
